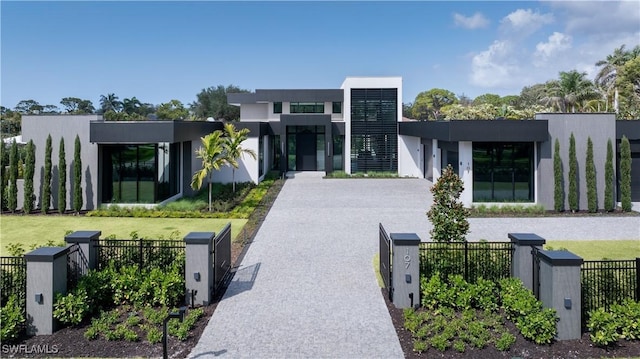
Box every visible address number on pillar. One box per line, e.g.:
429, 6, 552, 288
404, 248, 411, 269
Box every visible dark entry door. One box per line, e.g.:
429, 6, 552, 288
296, 131, 316, 171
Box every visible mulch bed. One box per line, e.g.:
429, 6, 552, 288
3, 177, 286, 358
383, 289, 640, 359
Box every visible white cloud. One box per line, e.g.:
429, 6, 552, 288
500, 9, 554, 36
453, 12, 490, 29
471, 40, 524, 88
533, 32, 573, 67
549, 1, 640, 36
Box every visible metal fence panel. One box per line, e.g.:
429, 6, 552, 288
213, 223, 231, 292
419, 241, 513, 283
67, 243, 89, 291
581, 259, 639, 327
0, 256, 27, 328
95, 238, 185, 273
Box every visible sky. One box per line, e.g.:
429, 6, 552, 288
1, 1, 639, 110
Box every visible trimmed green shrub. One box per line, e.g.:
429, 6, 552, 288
0, 295, 25, 342
586, 137, 597, 213
568, 133, 578, 212
8, 140, 18, 212
22, 140, 35, 213
588, 307, 620, 347
42, 134, 52, 213
620, 136, 632, 212
553, 138, 564, 212
604, 139, 615, 211
73, 134, 82, 213
58, 138, 66, 213
0, 140, 7, 210
427, 165, 469, 242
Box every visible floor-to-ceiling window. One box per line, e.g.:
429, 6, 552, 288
472, 142, 534, 202
350, 89, 398, 173
102, 143, 179, 203
286, 125, 325, 171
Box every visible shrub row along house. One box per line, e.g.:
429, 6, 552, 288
19, 77, 640, 211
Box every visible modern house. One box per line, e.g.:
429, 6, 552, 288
20, 76, 639, 211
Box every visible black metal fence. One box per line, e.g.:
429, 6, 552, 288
95, 238, 185, 273
67, 243, 89, 291
420, 241, 513, 283
379, 223, 392, 299
213, 223, 232, 292
0, 256, 27, 325
581, 258, 639, 327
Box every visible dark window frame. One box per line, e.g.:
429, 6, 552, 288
332, 101, 342, 114
273, 102, 282, 114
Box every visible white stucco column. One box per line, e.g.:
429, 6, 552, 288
432, 139, 440, 183
398, 135, 422, 177
458, 141, 473, 208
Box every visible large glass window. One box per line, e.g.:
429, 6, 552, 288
333, 135, 344, 171
472, 142, 534, 202
102, 143, 179, 203
290, 102, 324, 113
350, 89, 398, 173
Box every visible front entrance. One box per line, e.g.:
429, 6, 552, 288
286, 125, 326, 172
296, 131, 317, 171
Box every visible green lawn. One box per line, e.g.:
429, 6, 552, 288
0, 216, 247, 256
544, 240, 640, 260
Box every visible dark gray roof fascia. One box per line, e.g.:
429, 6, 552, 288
399, 120, 549, 142
228, 89, 343, 104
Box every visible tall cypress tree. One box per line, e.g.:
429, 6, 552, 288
58, 138, 67, 214
568, 133, 578, 212
586, 137, 597, 213
42, 134, 52, 214
553, 138, 564, 212
620, 136, 632, 212
604, 139, 615, 212
73, 135, 82, 213
23, 140, 36, 213
8, 140, 18, 212
0, 141, 7, 210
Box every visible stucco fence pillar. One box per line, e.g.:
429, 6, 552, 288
25, 247, 68, 335
65, 230, 101, 271
509, 233, 546, 292
184, 232, 215, 306
390, 233, 421, 309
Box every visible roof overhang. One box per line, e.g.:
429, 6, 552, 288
399, 120, 549, 142
90, 120, 223, 144
228, 89, 344, 105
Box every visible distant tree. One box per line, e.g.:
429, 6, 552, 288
41, 105, 60, 114
427, 165, 469, 242
402, 103, 413, 119
585, 137, 597, 212
0, 109, 22, 137
519, 83, 547, 108
191, 85, 249, 121
22, 140, 36, 213
568, 133, 578, 212
620, 136, 632, 212
223, 123, 256, 192
542, 70, 600, 112
595, 45, 638, 113
412, 88, 457, 120
73, 135, 82, 213
58, 138, 66, 214
156, 100, 189, 120
0, 141, 5, 210
604, 139, 615, 211
8, 140, 18, 212
99, 93, 123, 114
616, 56, 640, 119
42, 134, 52, 213
14, 99, 43, 114
472, 93, 502, 107
501, 95, 520, 107
191, 131, 226, 211
457, 94, 473, 106
553, 138, 564, 212
60, 97, 95, 114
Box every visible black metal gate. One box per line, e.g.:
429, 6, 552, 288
379, 223, 392, 300
67, 243, 89, 291
212, 223, 232, 294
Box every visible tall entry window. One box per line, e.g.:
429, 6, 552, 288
472, 142, 534, 202
101, 143, 179, 203
350, 88, 398, 173
286, 126, 325, 171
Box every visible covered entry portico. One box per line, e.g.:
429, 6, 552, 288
280, 114, 333, 173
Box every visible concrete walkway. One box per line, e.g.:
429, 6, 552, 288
188, 176, 639, 359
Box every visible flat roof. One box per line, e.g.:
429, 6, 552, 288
399, 120, 549, 142
228, 89, 344, 105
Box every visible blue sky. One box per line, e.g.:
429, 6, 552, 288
1, 1, 639, 110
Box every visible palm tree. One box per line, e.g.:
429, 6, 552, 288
541, 70, 599, 112
191, 131, 226, 211
595, 45, 637, 113
99, 93, 122, 114
223, 123, 257, 192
